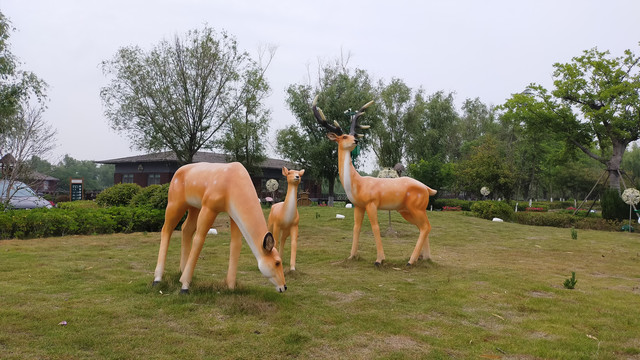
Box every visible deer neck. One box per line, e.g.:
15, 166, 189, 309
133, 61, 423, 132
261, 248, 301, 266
282, 182, 299, 224
228, 197, 268, 260
337, 147, 360, 203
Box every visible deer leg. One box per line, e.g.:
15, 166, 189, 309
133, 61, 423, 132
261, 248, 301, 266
153, 202, 187, 285
350, 206, 365, 259
226, 218, 242, 290
289, 225, 299, 271
365, 203, 385, 265
180, 208, 200, 273
179, 207, 217, 293
407, 210, 432, 265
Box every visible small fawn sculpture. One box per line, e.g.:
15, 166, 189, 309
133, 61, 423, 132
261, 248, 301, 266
153, 162, 287, 293
267, 167, 305, 270
313, 96, 437, 266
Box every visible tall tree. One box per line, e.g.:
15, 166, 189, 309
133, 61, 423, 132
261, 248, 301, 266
0, 11, 48, 148
218, 67, 270, 175
405, 91, 460, 164
1, 102, 56, 205
370, 78, 420, 168
277, 59, 375, 198
0, 12, 52, 206
502, 45, 640, 190
100, 26, 272, 165
456, 135, 517, 199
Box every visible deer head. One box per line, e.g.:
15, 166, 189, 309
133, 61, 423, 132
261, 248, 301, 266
283, 167, 305, 185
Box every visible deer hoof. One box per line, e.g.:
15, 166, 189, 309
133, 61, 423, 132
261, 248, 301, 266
374, 261, 382, 267
151, 280, 160, 287
180, 288, 190, 294
406, 262, 412, 267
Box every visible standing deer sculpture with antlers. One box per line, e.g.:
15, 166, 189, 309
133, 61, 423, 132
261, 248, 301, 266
267, 167, 305, 271
153, 162, 287, 293
312, 96, 437, 266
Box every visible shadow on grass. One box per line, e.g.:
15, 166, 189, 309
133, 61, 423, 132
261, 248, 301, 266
331, 255, 440, 272
147, 271, 286, 316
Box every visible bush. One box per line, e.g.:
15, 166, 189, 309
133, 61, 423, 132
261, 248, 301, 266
514, 212, 622, 231
130, 184, 169, 210
601, 189, 628, 221
96, 183, 142, 207
431, 198, 474, 211
0, 206, 168, 239
471, 201, 514, 221
57, 200, 99, 210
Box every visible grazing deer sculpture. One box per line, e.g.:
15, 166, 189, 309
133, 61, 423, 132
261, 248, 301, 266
153, 162, 287, 293
312, 95, 437, 266
267, 167, 305, 271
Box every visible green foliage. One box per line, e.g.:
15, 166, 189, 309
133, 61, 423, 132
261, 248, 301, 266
370, 78, 416, 167
408, 157, 455, 194
502, 45, 640, 190
0, 206, 166, 239
218, 67, 270, 176
101, 26, 270, 165
513, 212, 621, 231
571, 227, 578, 240
456, 135, 517, 199
405, 91, 460, 163
31, 155, 115, 192
430, 198, 474, 211
57, 200, 99, 210
470, 200, 514, 221
563, 272, 578, 289
130, 184, 169, 210
601, 188, 628, 221
278, 60, 375, 197
96, 183, 142, 207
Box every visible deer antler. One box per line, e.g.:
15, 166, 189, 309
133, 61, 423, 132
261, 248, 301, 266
312, 95, 373, 137
312, 95, 344, 135
349, 100, 374, 137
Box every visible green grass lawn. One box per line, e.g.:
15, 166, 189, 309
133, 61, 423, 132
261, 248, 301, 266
1, 207, 639, 359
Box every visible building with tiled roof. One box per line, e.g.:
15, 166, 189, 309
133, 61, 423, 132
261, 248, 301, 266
96, 151, 319, 201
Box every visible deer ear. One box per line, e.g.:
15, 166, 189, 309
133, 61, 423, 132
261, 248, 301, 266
299, 169, 305, 176
263, 232, 275, 252
282, 167, 288, 176
327, 133, 338, 141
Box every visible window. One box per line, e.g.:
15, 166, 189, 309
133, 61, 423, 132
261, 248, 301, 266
148, 174, 161, 186
122, 174, 134, 183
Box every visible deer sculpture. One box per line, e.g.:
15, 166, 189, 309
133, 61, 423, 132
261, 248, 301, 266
312, 95, 437, 266
267, 167, 305, 271
153, 162, 287, 293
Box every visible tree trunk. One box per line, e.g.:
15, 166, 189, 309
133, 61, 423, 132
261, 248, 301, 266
607, 140, 628, 191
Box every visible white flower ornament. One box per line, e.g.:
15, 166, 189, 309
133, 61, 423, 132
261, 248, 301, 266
621, 188, 640, 205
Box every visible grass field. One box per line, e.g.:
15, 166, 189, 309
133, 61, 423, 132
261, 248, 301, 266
1, 207, 639, 359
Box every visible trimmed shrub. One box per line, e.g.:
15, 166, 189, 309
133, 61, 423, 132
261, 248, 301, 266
0, 206, 167, 239
471, 201, 514, 221
57, 200, 99, 210
514, 212, 622, 231
601, 189, 628, 221
130, 183, 169, 210
96, 183, 142, 207
431, 198, 474, 211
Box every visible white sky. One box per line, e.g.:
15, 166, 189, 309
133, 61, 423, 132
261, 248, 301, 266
1, 0, 639, 168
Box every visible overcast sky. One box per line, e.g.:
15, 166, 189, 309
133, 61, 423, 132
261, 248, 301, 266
1, 0, 639, 167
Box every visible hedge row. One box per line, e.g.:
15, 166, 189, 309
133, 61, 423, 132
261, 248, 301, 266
513, 212, 623, 231
0, 207, 166, 239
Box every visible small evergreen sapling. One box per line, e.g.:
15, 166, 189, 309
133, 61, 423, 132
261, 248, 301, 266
564, 271, 578, 289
